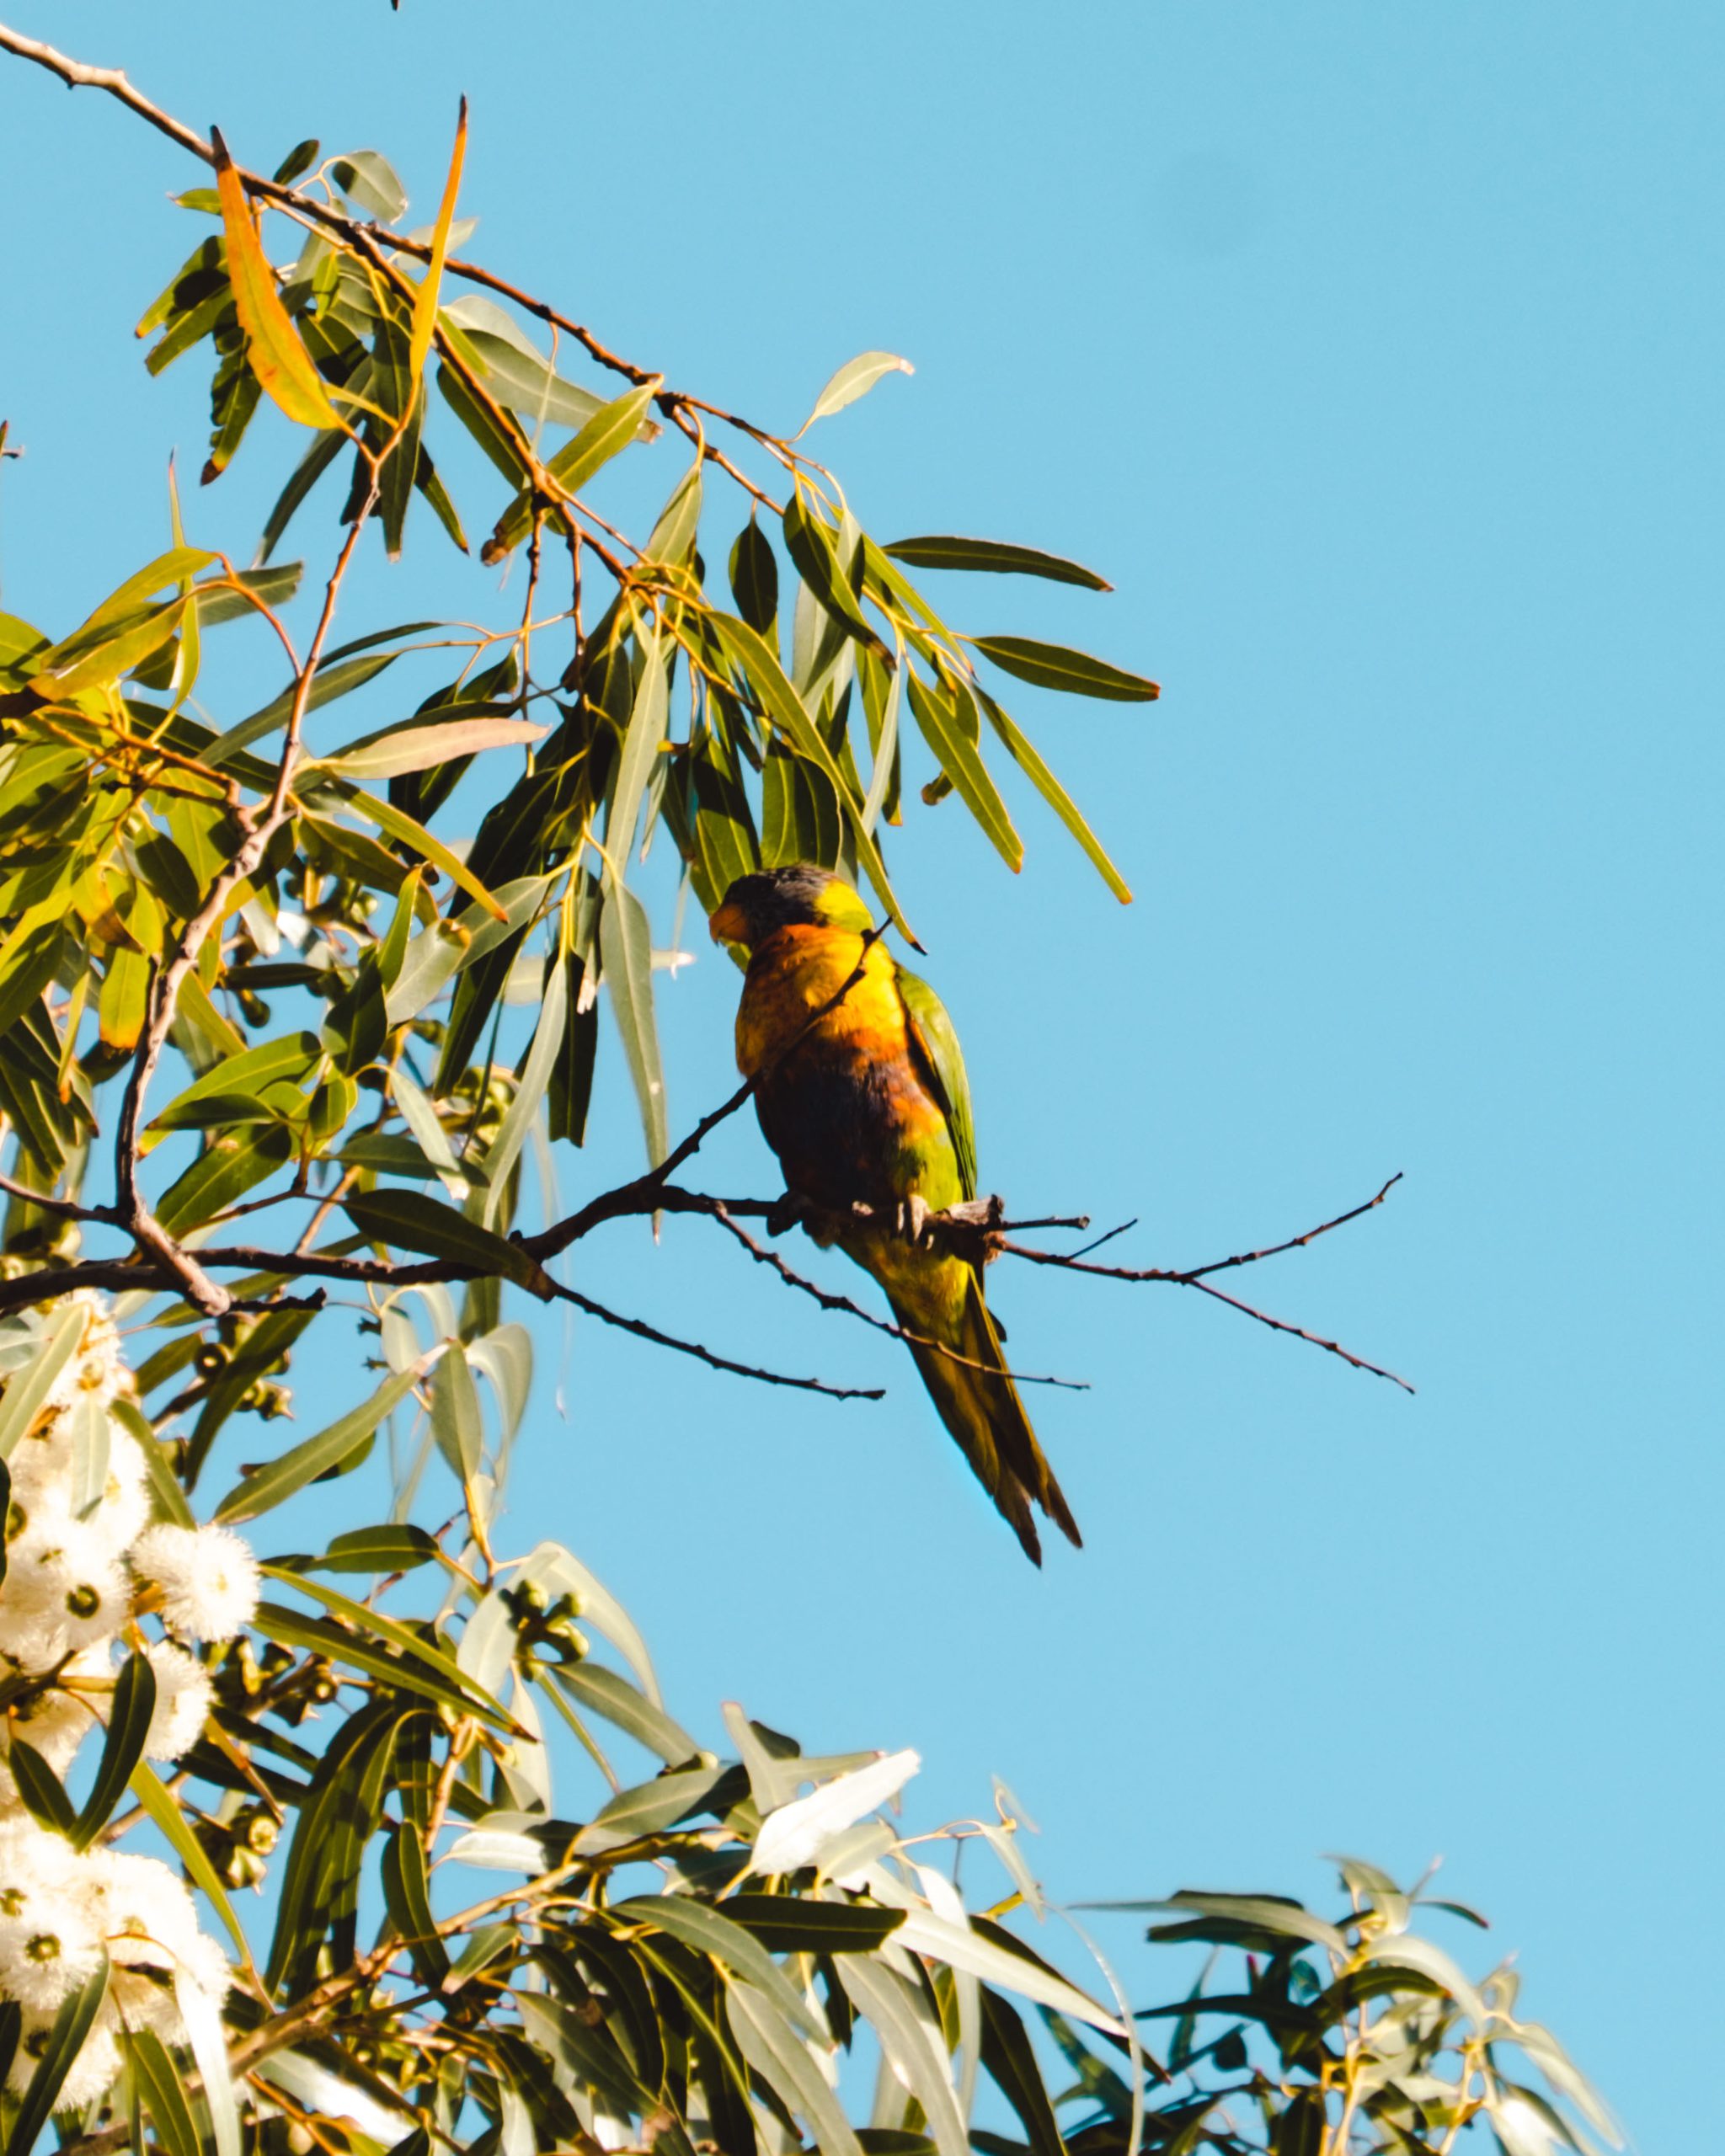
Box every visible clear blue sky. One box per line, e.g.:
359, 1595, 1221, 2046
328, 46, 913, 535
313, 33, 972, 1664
3, 5, 1719, 2148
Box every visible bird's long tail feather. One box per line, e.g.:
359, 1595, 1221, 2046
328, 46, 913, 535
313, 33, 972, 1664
885, 1268, 1081, 1566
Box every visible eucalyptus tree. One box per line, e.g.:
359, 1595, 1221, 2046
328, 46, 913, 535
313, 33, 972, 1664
0, 24, 1608, 2156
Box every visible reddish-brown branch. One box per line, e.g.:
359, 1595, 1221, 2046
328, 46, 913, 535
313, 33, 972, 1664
0, 24, 794, 491
107, 475, 379, 1317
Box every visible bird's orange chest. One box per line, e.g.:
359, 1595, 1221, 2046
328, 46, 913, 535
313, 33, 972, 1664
734, 926, 906, 1076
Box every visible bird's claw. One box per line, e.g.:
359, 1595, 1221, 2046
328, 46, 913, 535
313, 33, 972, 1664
895, 1194, 933, 1246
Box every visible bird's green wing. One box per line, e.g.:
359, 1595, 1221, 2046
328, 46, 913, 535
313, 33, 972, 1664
896, 966, 977, 1200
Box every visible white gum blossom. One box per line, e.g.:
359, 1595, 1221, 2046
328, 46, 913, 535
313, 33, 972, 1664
0, 1296, 246, 2107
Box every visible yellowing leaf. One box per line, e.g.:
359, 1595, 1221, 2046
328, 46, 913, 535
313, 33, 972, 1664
212, 127, 344, 431
409, 98, 467, 390
98, 947, 151, 1053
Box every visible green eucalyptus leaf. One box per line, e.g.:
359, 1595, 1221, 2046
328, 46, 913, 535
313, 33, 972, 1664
8, 1740, 76, 1836
124, 2028, 202, 2156
646, 458, 702, 566
599, 880, 667, 1168
974, 687, 1130, 902
729, 519, 779, 638
979, 1989, 1068, 2156
210, 648, 403, 766
725, 1894, 906, 1956
72, 1652, 157, 1849
214, 1364, 425, 1523
312, 714, 545, 783
482, 380, 660, 564
331, 149, 409, 221
0, 1305, 83, 1462
276, 1524, 440, 1574
606, 627, 670, 863
273, 137, 321, 184
972, 635, 1160, 703
542, 1662, 693, 1767
782, 494, 888, 664
610, 1897, 825, 2042
725, 1979, 862, 2156
0, 922, 65, 1049
254, 1599, 512, 1728
517, 1992, 649, 2114
344, 1187, 554, 1297
7, 1955, 109, 2156
884, 535, 1111, 590
153, 1123, 295, 1239
710, 615, 914, 944
128, 1763, 248, 1955
571, 1766, 729, 1855
382, 1824, 451, 1983
904, 670, 1022, 870
431, 1341, 484, 1481
145, 1034, 323, 1148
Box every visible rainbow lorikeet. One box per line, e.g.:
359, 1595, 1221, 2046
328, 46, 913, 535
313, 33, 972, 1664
708, 863, 1081, 1564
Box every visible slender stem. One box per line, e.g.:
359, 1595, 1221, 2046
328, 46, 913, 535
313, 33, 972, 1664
108, 483, 378, 1315
548, 1277, 883, 1401
707, 1203, 1089, 1389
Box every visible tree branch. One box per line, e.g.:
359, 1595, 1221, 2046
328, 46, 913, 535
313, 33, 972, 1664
0, 1174, 1408, 1394
546, 1278, 883, 1401
0, 22, 798, 487
988, 1176, 1414, 1393
107, 473, 379, 1319
1171, 1274, 1415, 1392
705, 1202, 1090, 1390
0, 1172, 115, 1225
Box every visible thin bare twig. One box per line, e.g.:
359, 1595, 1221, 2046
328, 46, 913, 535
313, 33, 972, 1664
992, 1176, 1413, 1392
1182, 1174, 1404, 1283
1064, 1218, 1136, 1262
107, 491, 377, 1317
547, 1278, 882, 1401
1177, 1275, 1414, 1394
707, 1203, 1090, 1390
0, 1173, 114, 1225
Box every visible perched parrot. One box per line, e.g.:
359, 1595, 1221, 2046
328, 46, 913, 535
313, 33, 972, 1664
708, 862, 1081, 1564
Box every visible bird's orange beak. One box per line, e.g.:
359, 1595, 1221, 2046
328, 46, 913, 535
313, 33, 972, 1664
708, 899, 749, 947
